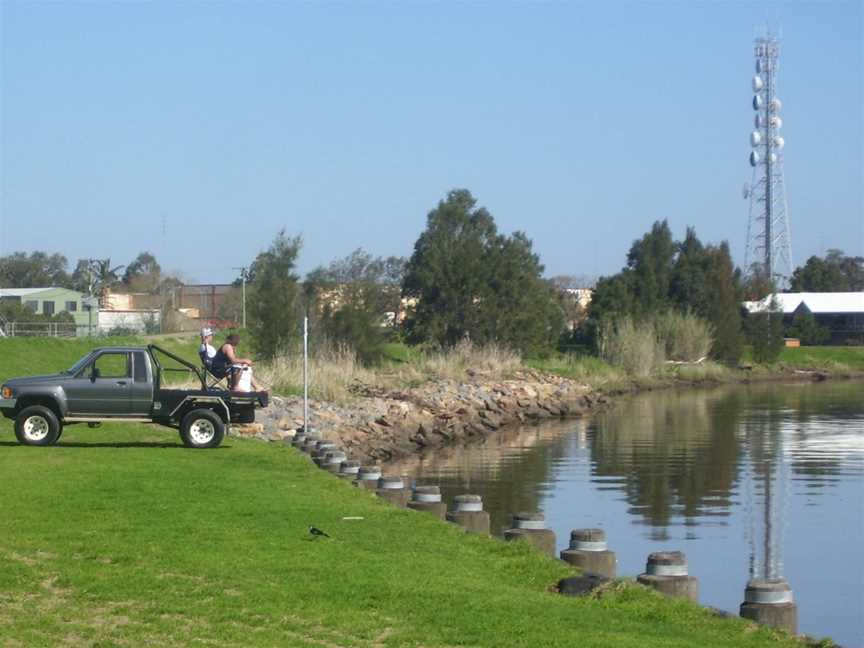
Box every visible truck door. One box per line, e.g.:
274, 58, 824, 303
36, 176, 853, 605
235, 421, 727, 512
65, 351, 133, 415
129, 350, 154, 416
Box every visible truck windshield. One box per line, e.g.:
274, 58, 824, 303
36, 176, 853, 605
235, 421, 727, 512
66, 352, 96, 376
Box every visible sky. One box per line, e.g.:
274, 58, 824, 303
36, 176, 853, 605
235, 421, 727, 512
1, 1, 861, 285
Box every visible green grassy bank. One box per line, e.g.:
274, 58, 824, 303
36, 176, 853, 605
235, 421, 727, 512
0, 336, 840, 646
0, 423, 815, 647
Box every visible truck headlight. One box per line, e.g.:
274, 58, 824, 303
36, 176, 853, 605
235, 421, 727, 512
1, 386, 11, 399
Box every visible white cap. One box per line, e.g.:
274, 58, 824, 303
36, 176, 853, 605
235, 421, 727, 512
201, 327, 214, 338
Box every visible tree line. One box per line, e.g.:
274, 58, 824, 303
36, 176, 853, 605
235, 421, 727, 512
0, 251, 178, 296
4, 188, 860, 362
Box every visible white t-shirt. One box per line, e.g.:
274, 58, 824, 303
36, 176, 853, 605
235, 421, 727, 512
200, 343, 216, 359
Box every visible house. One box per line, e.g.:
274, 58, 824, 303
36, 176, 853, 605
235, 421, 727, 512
742, 292, 864, 344
0, 287, 94, 335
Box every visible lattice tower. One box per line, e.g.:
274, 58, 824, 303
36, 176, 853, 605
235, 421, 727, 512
744, 31, 793, 285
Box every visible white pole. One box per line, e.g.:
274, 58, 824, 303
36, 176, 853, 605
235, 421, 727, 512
241, 273, 247, 329
303, 315, 309, 433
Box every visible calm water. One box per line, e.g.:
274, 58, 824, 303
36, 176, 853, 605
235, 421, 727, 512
391, 381, 864, 647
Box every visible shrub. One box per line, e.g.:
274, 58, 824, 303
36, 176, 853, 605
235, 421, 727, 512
654, 310, 714, 362
597, 317, 664, 377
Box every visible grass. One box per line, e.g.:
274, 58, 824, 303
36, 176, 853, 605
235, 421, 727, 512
0, 422, 810, 647
776, 345, 864, 373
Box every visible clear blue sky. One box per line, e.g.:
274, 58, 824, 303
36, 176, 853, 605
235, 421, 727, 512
1, 1, 861, 284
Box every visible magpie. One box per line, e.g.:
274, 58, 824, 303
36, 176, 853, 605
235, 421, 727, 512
309, 526, 331, 539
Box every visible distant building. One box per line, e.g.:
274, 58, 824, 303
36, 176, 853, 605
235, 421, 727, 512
0, 287, 93, 334
742, 292, 864, 344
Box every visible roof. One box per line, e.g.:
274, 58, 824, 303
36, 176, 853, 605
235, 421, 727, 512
743, 292, 864, 315
0, 288, 52, 297
0, 287, 84, 298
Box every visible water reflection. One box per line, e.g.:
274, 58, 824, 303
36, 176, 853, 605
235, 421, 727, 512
392, 381, 864, 646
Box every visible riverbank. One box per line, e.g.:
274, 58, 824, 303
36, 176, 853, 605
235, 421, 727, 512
250, 357, 862, 463
0, 422, 817, 648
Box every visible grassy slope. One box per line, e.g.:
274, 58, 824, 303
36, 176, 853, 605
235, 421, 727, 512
0, 425, 808, 648
0, 339, 810, 647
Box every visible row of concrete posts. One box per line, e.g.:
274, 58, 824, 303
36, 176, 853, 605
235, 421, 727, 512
290, 430, 797, 636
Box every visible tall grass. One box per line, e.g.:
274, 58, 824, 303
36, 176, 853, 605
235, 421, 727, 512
257, 339, 522, 403
655, 310, 714, 362
598, 317, 664, 377
598, 311, 715, 377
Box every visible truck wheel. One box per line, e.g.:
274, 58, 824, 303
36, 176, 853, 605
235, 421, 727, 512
180, 409, 225, 449
15, 406, 62, 446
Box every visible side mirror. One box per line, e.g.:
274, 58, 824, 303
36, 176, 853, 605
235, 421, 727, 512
91, 367, 101, 382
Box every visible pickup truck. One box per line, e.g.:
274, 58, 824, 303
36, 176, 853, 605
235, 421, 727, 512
0, 344, 268, 449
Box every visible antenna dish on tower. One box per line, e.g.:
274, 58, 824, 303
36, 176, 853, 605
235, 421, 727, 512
752, 76, 764, 91
774, 136, 785, 150
769, 98, 782, 112
751, 131, 762, 147
753, 95, 763, 110
750, 151, 760, 167
770, 115, 783, 129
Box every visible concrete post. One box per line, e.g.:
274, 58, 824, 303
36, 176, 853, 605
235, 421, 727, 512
301, 436, 321, 454
376, 475, 410, 507
338, 461, 361, 480
354, 466, 382, 490
560, 528, 617, 578
407, 485, 447, 519
637, 551, 698, 602
311, 443, 339, 466
321, 450, 347, 473
291, 434, 307, 449
739, 578, 797, 635
504, 513, 557, 557
446, 495, 491, 535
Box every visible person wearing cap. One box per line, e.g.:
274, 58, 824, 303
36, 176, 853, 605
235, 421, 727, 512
199, 327, 217, 373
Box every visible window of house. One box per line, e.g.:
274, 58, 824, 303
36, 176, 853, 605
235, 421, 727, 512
65, 301, 78, 312
24, 300, 38, 312
42, 301, 55, 316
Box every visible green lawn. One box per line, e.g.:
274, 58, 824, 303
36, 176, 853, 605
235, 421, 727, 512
0, 423, 810, 647
777, 345, 864, 372
0, 337, 843, 645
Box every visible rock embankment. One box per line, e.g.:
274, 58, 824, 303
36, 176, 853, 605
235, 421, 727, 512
246, 371, 607, 462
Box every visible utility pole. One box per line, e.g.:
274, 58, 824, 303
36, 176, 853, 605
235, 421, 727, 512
232, 266, 247, 329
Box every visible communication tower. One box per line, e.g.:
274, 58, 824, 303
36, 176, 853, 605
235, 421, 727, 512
744, 30, 793, 285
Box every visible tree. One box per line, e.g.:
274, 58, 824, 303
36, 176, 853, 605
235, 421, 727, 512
790, 249, 864, 292
123, 252, 162, 292
786, 312, 830, 346
746, 295, 784, 363
0, 251, 70, 288
402, 189, 563, 355
588, 224, 743, 363
701, 243, 743, 363
626, 220, 676, 316
305, 249, 400, 364
248, 230, 302, 358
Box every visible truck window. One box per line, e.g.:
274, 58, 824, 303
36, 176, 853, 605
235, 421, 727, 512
133, 351, 148, 383
91, 352, 131, 379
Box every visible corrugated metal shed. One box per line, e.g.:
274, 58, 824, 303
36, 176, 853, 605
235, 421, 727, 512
743, 292, 864, 315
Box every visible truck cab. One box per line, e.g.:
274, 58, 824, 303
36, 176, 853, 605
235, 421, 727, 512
0, 344, 268, 448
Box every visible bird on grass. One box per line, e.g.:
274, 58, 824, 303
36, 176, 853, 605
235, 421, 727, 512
309, 526, 331, 539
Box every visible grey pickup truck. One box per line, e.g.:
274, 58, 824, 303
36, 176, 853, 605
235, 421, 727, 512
0, 344, 268, 449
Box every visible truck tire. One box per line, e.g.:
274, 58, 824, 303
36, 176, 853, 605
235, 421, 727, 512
179, 408, 225, 449
14, 405, 62, 446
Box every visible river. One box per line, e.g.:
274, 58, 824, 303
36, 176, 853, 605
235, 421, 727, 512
391, 380, 864, 647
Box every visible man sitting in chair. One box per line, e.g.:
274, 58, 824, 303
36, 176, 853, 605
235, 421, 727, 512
210, 333, 263, 392
199, 327, 217, 371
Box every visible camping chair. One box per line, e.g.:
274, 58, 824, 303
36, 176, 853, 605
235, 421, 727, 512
199, 348, 236, 391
